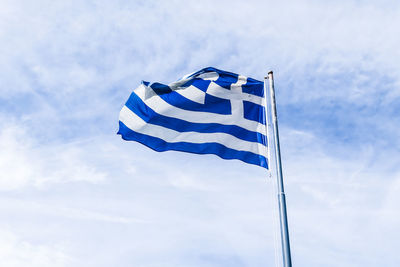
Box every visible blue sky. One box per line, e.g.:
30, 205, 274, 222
1, 0, 399, 266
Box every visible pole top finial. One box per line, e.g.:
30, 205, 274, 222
268, 70, 273, 75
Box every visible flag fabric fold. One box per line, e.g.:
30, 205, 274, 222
118, 67, 268, 168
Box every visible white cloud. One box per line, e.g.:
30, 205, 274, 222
0, 230, 72, 267
277, 126, 400, 266
0, 120, 106, 191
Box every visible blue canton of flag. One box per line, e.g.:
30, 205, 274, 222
118, 67, 268, 168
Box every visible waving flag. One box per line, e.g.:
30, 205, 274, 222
118, 67, 268, 168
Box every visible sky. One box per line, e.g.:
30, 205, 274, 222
0, 0, 399, 266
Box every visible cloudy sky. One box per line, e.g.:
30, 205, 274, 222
1, 0, 399, 266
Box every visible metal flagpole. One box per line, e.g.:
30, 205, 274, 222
265, 71, 292, 267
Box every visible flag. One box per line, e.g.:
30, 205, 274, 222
118, 67, 268, 168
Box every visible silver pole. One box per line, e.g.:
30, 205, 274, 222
266, 71, 292, 267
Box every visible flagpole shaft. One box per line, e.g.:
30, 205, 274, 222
267, 71, 292, 267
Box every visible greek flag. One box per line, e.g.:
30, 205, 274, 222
118, 67, 268, 168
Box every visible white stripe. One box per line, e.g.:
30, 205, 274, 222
196, 72, 219, 81
206, 80, 264, 105
169, 72, 219, 103
119, 106, 267, 157
174, 85, 206, 104
134, 84, 266, 135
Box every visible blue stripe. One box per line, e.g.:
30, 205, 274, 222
151, 83, 232, 115
118, 121, 268, 168
182, 78, 210, 92
242, 77, 264, 97
243, 101, 266, 125
185, 67, 264, 96
125, 92, 267, 146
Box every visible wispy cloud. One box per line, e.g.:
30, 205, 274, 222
0, 121, 107, 190
0, 229, 72, 267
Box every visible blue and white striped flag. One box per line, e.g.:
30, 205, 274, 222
118, 67, 268, 168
